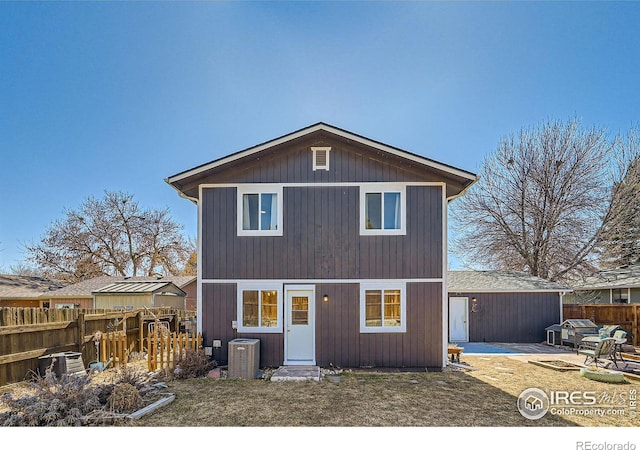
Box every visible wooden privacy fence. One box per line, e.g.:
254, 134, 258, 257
563, 304, 639, 346
146, 328, 203, 372
0, 307, 196, 387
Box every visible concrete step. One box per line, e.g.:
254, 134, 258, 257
270, 365, 320, 382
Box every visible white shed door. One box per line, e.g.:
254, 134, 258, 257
449, 297, 469, 342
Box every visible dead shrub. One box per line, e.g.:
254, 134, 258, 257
174, 349, 216, 379
0, 370, 108, 426
114, 364, 149, 390
107, 383, 143, 413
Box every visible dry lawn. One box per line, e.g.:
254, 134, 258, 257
131, 355, 640, 427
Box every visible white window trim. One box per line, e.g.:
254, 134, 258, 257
237, 282, 283, 333
359, 184, 407, 235
236, 185, 284, 236
359, 281, 407, 333
311, 146, 331, 171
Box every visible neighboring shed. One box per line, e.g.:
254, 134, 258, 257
0, 274, 68, 307
565, 265, 640, 304
42, 275, 197, 310
93, 280, 187, 310
447, 271, 570, 343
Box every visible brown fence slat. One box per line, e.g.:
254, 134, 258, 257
563, 304, 639, 347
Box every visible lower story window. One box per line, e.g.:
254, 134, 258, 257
237, 284, 282, 333
360, 282, 406, 333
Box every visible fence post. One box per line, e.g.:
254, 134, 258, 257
101, 334, 107, 365
77, 312, 86, 355
138, 311, 144, 353
634, 304, 638, 347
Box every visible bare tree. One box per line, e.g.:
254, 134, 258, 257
25, 191, 193, 282
597, 127, 640, 268
8, 261, 43, 277
450, 118, 640, 282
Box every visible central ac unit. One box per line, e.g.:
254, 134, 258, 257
228, 338, 260, 379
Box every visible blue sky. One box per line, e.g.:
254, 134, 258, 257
1, 1, 639, 271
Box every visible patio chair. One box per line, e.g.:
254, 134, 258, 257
612, 330, 628, 365
612, 330, 627, 341
578, 337, 616, 368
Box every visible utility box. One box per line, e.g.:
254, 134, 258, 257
38, 352, 86, 378
228, 339, 260, 379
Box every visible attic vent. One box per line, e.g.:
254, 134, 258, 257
311, 146, 331, 171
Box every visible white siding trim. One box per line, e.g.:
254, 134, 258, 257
442, 185, 448, 367
199, 181, 445, 189
202, 278, 444, 284
197, 186, 203, 335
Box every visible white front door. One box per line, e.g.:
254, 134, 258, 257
449, 297, 469, 342
284, 287, 315, 365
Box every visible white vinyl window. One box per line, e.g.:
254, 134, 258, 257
237, 283, 283, 333
237, 185, 283, 236
360, 184, 406, 235
360, 282, 406, 333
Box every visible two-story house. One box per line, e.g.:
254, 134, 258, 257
166, 123, 477, 369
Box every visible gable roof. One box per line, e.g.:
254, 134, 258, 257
570, 265, 640, 290
0, 274, 69, 299
166, 122, 478, 200
447, 270, 571, 293
40, 275, 195, 299
93, 280, 186, 295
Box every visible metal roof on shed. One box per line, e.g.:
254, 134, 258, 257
93, 281, 184, 295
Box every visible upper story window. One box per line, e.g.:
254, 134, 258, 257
360, 184, 406, 235
237, 185, 283, 236
311, 146, 331, 171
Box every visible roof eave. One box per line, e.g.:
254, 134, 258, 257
166, 123, 477, 191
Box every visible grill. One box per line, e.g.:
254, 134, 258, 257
559, 319, 599, 348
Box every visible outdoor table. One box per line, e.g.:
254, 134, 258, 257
580, 336, 627, 366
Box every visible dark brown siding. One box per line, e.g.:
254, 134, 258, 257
182, 133, 466, 191
202, 185, 442, 280
204, 282, 443, 368
202, 283, 284, 367
450, 292, 561, 343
